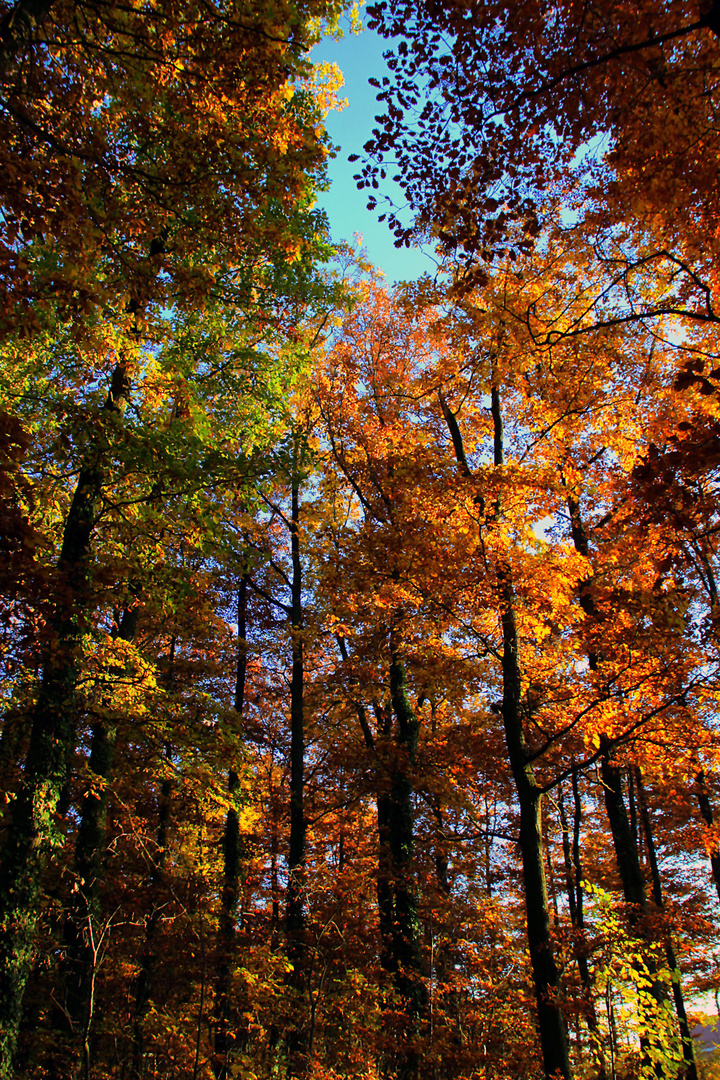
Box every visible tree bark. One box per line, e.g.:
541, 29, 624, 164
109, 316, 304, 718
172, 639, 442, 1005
0, 362, 130, 1077
213, 574, 249, 1080
499, 567, 571, 1080
492, 383, 571, 1080
438, 380, 571, 1080
387, 651, 425, 1013
286, 459, 307, 1075
558, 774, 604, 1075
375, 701, 396, 977
600, 753, 647, 916
375, 650, 426, 1080
601, 748, 669, 1077
635, 770, 697, 1080
567, 491, 669, 1073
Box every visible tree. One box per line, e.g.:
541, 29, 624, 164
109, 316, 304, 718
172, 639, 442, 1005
5, 7, 720, 1073
314, 265, 720, 1078
362, 0, 720, 298
0, 218, 342, 1080
0, 0, 348, 327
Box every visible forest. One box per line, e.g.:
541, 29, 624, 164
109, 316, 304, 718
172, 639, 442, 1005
1, 0, 720, 1078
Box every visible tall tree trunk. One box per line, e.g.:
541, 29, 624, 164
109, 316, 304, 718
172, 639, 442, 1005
635, 770, 698, 1080
270, 788, 281, 951
334, 636, 396, 980
492, 385, 571, 1080
567, 491, 668, 1070
567, 494, 653, 926
375, 649, 426, 1080
213, 574, 249, 1080
286, 461, 307, 1075
387, 651, 425, 1013
567, 497, 649, 925
687, 547, 720, 899
558, 775, 605, 1078
601, 746, 668, 1077
131, 633, 175, 1079
499, 566, 571, 1080
375, 701, 396, 977
600, 752, 647, 917
427, 696, 454, 1076
439, 380, 571, 1080
0, 362, 130, 1077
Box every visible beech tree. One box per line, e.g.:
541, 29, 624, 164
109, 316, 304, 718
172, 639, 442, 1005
0, 0, 348, 326
0, 0, 347, 1059
362, 0, 720, 286
313, 273, 720, 1079
2, 3, 720, 1078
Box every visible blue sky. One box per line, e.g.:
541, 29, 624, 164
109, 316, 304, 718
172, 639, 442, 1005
312, 28, 438, 284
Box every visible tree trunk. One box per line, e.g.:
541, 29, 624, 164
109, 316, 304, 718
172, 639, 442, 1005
286, 461, 307, 1075
567, 491, 668, 1073
601, 748, 667, 1075
387, 652, 425, 1012
635, 770, 697, 1080
492, 385, 571, 1080
439, 380, 571, 1080
213, 573, 249, 1080
500, 568, 571, 1080
374, 650, 426, 1080
376, 707, 396, 977
558, 776, 604, 1069
0, 362, 130, 1077
600, 753, 647, 915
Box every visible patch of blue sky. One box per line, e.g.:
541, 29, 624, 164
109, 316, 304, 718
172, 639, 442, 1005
312, 26, 618, 283
312, 28, 439, 285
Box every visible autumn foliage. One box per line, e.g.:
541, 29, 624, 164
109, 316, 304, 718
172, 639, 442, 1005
1, 1, 720, 1080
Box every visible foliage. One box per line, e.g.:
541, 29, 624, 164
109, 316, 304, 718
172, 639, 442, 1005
1, 2, 720, 1079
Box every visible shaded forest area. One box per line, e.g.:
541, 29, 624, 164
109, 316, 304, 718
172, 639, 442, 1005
1, 1, 720, 1079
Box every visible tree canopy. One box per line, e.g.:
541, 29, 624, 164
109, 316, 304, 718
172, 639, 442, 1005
1, 2, 720, 1080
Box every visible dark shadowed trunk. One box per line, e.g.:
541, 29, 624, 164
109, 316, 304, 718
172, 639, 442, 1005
493, 384, 571, 1080
635, 770, 697, 1080
438, 380, 571, 1080
387, 651, 425, 1016
213, 573, 250, 1080
375, 702, 396, 976
286, 460, 307, 1075
0, 362, 130, 1076
558, 773, 604, 1076
374, 649, 426, 1080
499, 565, 571, 1080
567, 491, 669, 1070
600, 752, 648, 917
